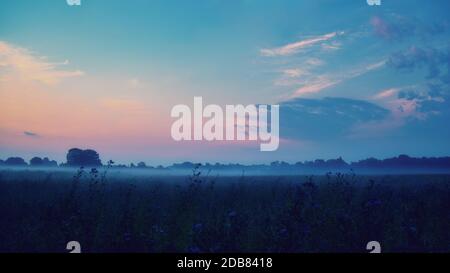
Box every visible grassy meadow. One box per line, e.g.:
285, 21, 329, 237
0, 167, 449, 253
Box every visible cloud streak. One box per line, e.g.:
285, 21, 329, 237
290, 60, 387, 98
260, 32, 342, 57
24, 131, 40, 138
0, 41, 84, 85
373, 88, 401, 100
292, 77, 341, 97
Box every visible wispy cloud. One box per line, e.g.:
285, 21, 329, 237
292, 77, 341, 97
24, 131, 40, 138
373, 88, 401, 100
353, 84, 432, 139
304, 58, 325, 66
290, 60, 387, 98
372, 85, 434, 121
260, 31, 343, 57
348, 95, 425, 139
260, 27, 387, 99
0, 41, 84, 85
364, 60, 387, 72
275, 58, 325, 87
321, 41, 342, 51
282, 68, 309, 78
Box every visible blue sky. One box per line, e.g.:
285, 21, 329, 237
1, 0, 450, 164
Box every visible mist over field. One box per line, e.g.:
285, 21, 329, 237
1, 165, 450, 253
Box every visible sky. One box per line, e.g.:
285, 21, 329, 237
1, 0, 450, 165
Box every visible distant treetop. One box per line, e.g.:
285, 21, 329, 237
65, 148, 102, 167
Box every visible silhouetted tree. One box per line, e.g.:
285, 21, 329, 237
30, 157, 58, 167
66, 148, 102, 167
325, 157, 349, 169
30, 157, 43, 166
137, 162, 147, 168
42, 157, 58, 167
5, 157, 27, 166
171, 162, 198, 169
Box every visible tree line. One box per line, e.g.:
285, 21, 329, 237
1, 148, 450, 172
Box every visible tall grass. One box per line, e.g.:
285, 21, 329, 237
0, 169, 449, 252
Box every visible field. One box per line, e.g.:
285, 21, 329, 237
0, 168, 449, 253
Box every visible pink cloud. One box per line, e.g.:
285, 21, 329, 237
373, 88, 401, 100
370, 16, 392, 39
0, 41, 84, 85
260, 32, 342, 57
292, 77, 341, 97
289, 60, 386, 98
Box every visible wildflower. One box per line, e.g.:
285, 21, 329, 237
228, 211, 237, 218
193, 223, 203, 233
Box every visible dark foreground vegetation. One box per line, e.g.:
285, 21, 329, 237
0, 168, 449, 253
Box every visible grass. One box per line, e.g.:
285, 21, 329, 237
0, 168, 449, 253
